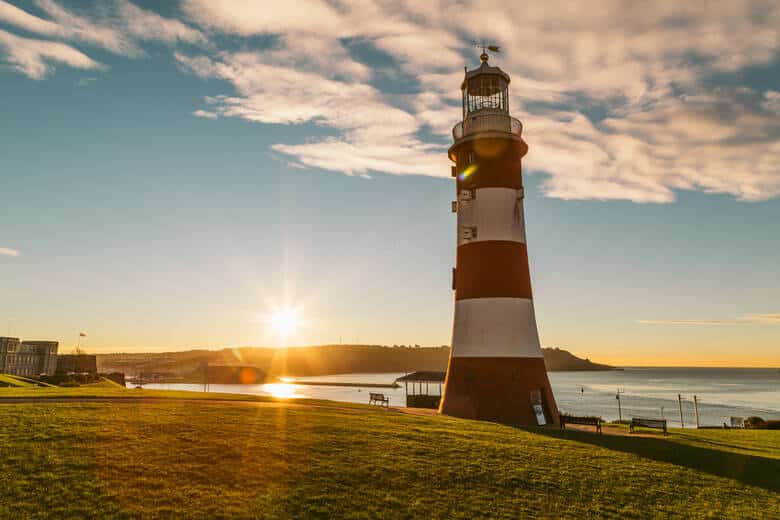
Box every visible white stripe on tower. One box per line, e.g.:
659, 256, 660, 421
451, 298, 542, 358
457, 188, 526, 245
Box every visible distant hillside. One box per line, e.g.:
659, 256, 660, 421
97, 345, 615, 381
541, 347, 616, 371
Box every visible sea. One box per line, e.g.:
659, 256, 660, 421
142, 367, 780, 428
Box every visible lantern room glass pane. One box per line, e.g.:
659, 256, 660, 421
465, 75, 508, 114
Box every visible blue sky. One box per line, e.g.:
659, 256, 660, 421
1, 0, 779, 365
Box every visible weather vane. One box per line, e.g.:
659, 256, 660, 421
472, 40, 501, 61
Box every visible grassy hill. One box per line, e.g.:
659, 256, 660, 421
0, 388, 777, 518
0, 374, 34, 387
97, 344, 615, 381
0, 374, 55, 387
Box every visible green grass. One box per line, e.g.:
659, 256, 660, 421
0, 382, 268, 400
0, 390, 777, 519
0, 374, 37, 387
97, 377, 127, 388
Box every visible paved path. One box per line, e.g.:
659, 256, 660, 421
393, 406, 663, 437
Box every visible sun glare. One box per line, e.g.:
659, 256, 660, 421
269, 306, 302, 339
261, 383, 300, 399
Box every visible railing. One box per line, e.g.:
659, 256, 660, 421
452, 112, 522, 140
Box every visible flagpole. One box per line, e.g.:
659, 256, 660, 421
76, 331, 87, 353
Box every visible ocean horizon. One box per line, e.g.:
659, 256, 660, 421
142, 367, 780, 428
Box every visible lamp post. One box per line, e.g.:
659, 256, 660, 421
678, 393, 685, 428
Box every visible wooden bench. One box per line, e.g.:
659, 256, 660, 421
369, 392, 389, 408
630, 417, 667, 435
559, 414, 602, 434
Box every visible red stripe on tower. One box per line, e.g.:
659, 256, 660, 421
439, 51, 559, 426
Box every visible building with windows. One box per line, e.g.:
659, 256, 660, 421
0, 337, 59, 376
0, 337, 20, 374
16, 341, 59, 376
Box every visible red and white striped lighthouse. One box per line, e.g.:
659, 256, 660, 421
439, 51, 559, 426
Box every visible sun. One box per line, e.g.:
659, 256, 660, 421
269, 306, 301, 339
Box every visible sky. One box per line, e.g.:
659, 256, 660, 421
1, 0, 779, 366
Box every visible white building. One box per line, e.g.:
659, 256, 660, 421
0, 337, 59, 376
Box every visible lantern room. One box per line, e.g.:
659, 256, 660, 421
462, 52, 510, 118
451, 51, 522, 153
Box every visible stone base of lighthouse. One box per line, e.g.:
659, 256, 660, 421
439, 357, 559, 425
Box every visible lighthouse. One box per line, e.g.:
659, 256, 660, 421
439, 51, 559, 426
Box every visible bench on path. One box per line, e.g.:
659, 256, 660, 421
630, 417, 667, 435
369, 392, 389, 408
559, 414, 602, 434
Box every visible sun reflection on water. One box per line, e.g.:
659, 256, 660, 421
261, 382, 302, 399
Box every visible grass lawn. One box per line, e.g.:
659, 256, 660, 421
0, 389, 777, 519
0, 380, 275, 401
0, 374, 39, 387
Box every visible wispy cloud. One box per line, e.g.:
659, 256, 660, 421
0, 0, 139, 56
116, 0, 206, 46
192, 109, 217, 119
76, 76, 98, 87
0, 247, 20, 257
3, 1, 780, 203
176, 0, 780, 202
638, 314, 780, 326
0, 0, 205, 78
176, 51, 449, 177
0, 28, 102, 79
763, 91, 780, 115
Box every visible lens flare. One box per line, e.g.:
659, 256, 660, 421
458, 163, 479, 181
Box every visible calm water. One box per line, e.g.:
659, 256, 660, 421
143, 367, 780, 427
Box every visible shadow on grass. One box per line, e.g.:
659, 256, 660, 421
532, 428, 780, 493
672, 432, 769, 455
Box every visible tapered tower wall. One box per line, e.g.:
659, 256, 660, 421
439, 102, 559, 425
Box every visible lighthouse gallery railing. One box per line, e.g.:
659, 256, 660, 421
452, 112, 522, 140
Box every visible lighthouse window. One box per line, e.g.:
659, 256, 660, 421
466, 76, 508, 113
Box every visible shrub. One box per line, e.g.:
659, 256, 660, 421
765, 420, 780, 430
744, 416, 766, 429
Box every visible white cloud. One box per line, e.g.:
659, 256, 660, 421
4, 1, 779, 202
639, 314, 780, 325
763, 91, 780, 115
176, 51, 450, 177
175, 0, 780, 202
117, 0, 206, 46
0, 0, 206, 68
0, 247, 20, 257
31, 0, 141, 56
0, 28, 102, 79
0, 0, 60, 35
192, 109, 217, 119
182, 0, 345, 36
76, 76, 98, 86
